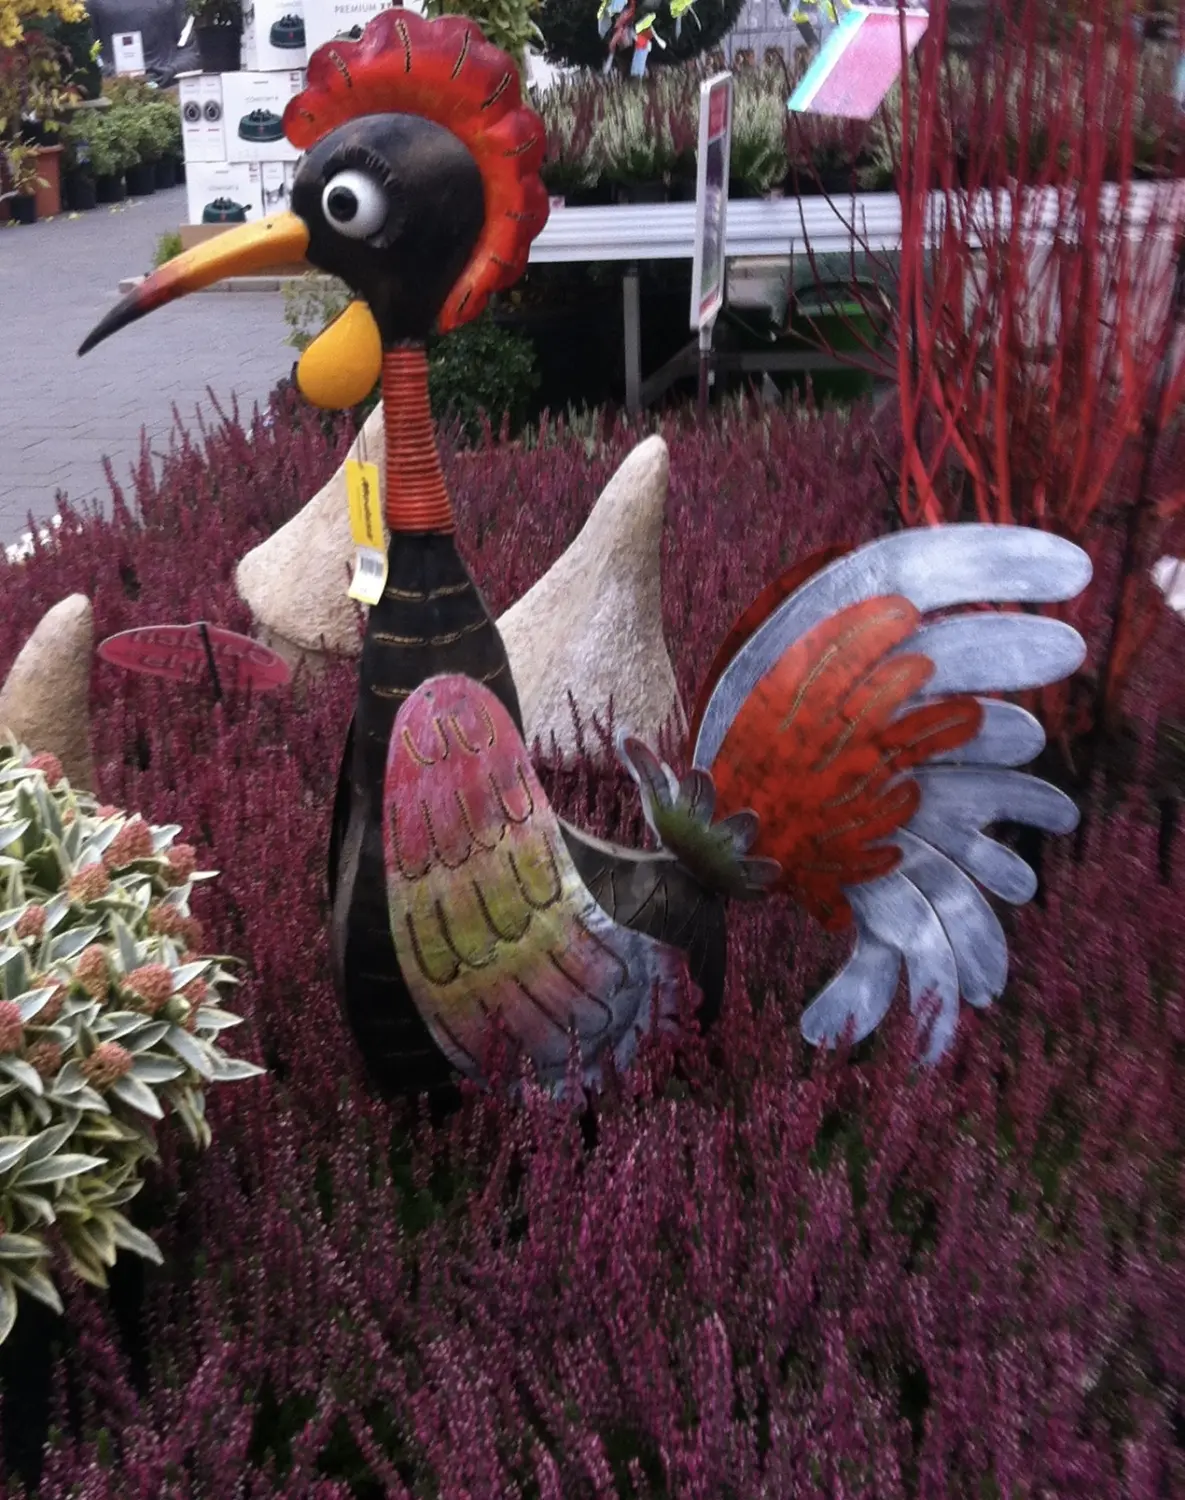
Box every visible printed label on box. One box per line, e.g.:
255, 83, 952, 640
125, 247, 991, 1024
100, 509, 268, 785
185, 161, 265, 227
219, 70, 306, 164
179, 73, 226, 164
261, 161, 291, 213
242, 0, 308, 71
304, 0, 422, 54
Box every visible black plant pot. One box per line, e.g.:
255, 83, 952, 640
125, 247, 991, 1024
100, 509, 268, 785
9, 194, 36, 225
125, 162, 156, 196
95, 173, 125, 203
153, 157, 178, 190
196, 21, 242, 72
669, 175, 697, 202
614, 180, 667, 205
565, 182, 614, 207
64, 169, 97, 210
175, 157, 186, 184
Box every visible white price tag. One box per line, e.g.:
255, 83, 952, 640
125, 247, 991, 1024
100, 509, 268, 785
349, 548, 388, 606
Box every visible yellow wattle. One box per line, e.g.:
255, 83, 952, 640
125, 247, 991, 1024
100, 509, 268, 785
296, 300, 383, 410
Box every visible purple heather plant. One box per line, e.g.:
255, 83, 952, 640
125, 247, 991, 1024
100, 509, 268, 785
0, 389, 1181, 1496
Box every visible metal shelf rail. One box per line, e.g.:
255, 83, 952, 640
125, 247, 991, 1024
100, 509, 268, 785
527, 183, 1177, 411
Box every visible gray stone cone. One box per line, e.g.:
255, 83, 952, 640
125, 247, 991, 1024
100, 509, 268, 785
497, 433, 686, 755
235, 416, 684, 752
0, 594, 95, 790
235, 402, 382, 660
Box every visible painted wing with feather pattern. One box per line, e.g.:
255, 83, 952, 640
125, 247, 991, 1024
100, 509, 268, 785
622, 524, 1093, 1063
383, 674, 698, 1090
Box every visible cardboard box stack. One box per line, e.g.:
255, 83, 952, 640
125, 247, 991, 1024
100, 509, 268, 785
179, 0, 416, 237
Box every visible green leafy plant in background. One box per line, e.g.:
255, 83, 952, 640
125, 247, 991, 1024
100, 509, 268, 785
593, 84, 678, 187
154, 229, 182, 267
0, 741, 262, 1343
535, 75, 605, 198
428, 309, 540, 441
729, 71, 790, 194
421, 0, 542, 73
66, 107, 138, 177
282, 274, 539, 440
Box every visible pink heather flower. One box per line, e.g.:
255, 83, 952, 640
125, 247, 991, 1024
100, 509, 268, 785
0, 1002, 23, 1054
67, 863, 111, 904
147, 907, 204, 951
81, 1041, 133, 1090
26, 752, 62, 786
26, 1040, 62, 1081
93, 805, 120, 819
14, 904, 46, 941
147, 904, 186, 939
30, 977, 66, 1025
124, 964, 175, 1015
104, 818, 154, 870
166, 844, 198, 885
72, 947, 109, 1001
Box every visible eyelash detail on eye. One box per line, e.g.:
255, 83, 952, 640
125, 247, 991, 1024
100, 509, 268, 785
325, 145, 397, 192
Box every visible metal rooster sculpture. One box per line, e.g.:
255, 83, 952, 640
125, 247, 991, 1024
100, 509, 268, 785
80, 10, 1093, 1097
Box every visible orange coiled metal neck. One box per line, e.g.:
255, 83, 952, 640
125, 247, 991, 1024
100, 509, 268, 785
381, 346, 454, 534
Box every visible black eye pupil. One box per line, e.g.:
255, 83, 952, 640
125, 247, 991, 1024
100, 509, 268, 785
327, 185, 358, 222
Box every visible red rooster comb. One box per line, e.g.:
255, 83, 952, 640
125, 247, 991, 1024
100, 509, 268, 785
283, 9, 549, 331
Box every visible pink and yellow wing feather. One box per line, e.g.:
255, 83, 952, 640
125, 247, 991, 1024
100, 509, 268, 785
383, 675, 696, 1089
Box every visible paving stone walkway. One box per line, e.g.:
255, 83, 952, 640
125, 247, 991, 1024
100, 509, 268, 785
0, 186, 293, 546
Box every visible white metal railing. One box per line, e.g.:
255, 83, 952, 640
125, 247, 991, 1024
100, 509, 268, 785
529, 181, 1183, 265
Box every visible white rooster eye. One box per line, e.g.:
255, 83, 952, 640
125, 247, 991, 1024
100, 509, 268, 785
321, 170, 388, 240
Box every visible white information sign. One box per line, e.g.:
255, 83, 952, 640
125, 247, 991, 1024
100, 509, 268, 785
112, 30, 146, 75
690, 72, 733, 335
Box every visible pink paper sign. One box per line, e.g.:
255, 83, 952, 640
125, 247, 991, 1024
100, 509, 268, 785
99, 623, 292, 693
788, 6, 929, 121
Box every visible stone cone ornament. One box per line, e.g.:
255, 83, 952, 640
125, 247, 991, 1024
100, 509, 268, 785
0, 594, 95, 789
235, 404, 381, 664
236, 420, 685, 752
498, 433, 685, 753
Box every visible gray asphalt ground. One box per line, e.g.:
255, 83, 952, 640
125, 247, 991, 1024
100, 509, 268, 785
0, 185, 293, 545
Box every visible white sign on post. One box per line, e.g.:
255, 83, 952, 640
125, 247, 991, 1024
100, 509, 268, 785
690, 72, 733, 335
112, 30, 146, 75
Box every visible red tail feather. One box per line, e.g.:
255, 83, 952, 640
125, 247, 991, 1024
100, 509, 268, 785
689, 543, 853, 748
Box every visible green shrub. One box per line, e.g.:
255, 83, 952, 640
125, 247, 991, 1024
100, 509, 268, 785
65, 109, 136, 177
421, 0, 542, 73
154, 230, 182, 268
281, 273, 539, 441
0, 741, 261, 1344
428, 310, 540, 441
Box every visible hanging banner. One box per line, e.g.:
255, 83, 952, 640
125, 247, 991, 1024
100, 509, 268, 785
788, 5, 929, 120
690, 72, 733, 333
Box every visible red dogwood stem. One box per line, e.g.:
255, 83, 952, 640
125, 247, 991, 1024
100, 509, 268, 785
382, 346, 455, 534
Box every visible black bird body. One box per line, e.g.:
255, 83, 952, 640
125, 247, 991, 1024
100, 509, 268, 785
327, 535, 727, 1099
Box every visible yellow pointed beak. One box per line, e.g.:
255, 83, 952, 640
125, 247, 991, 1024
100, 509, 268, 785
78, 212, 311, 356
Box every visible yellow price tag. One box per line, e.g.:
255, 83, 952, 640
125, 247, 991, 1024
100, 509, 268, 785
635, 12, 656, 30
346, 459, 383, 550
345, 459, 387, 606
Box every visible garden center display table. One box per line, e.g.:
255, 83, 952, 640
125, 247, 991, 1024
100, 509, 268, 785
529, 183, 1175, 412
